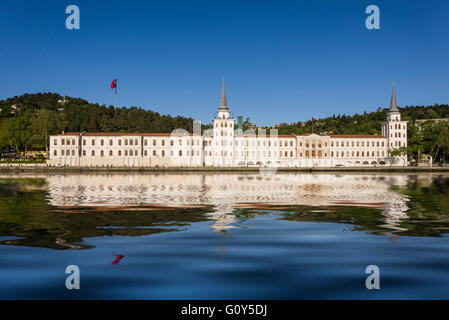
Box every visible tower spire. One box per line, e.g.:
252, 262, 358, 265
390, 81, 399, 112
219, 76, 228, 110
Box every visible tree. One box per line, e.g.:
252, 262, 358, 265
30, 109, 58, 155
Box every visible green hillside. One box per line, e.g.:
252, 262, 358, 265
0, 93, 448, 162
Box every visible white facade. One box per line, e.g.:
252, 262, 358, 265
47, 82, 407, 168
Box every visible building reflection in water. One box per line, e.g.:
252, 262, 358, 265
2, 172, 444, 239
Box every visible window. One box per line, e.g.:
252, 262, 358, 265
82, 150, 86, 156
92, 150, 95, 156
118, 150, 121, 156
62, 150, 65, 156
66, 139, 70, 145
118, 140, 122, 146
101, 139, 104, 146
162, 140, 165, 146
62, 139, 65, 145
110, 140, 113, 146
54, 139, 58, 145
162, 150, 165, 157
130, 139, 133, 146
100, 150, 104, 157
153, 139, 156, 146
83, 140, 86, 146
179, 140, 182, 146
54, 150, 57, 156
130, 150, 133, 156
92, 139, 95, 146
109, 150, 113, 156
179, 150, 182, 156
170, 140, 174, 146
72, 139, 75, 145
153, 150, 156, 156
125, 150, 128, 156
72, 150, 75, 156
135, 139, 138, 145
125, 139, 128, 145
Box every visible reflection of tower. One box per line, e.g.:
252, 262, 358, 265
379, 201, 409, 236
207, 206, 237, 237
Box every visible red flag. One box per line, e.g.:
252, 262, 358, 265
110, 79, 117, 89
312, 117, 315, 122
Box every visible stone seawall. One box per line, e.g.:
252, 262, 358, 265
0, 165, 447, 173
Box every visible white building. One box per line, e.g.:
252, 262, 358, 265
47, 81, 407, 168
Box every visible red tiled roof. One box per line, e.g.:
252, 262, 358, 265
234, 134, 295, 138
330, 134, 385, 139
56, 132, 196, 137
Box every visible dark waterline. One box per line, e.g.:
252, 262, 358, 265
0, 172, 449, 299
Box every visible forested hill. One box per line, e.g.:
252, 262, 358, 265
0, 93, 195, 151
273, 104, 449, 135
0, 92, 448, 156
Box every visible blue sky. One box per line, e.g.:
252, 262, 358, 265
1, 0, 448, 125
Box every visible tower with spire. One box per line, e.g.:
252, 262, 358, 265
381, 82, 408, 165
212, 77, 235, 166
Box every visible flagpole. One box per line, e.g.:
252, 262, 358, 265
115, 81, 117, 109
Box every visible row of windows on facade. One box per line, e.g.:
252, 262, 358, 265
329, 150, 386, 158
390, 132, 404, 138
54, 149, 299, 158
390, 123, 404, 129
56, 149, 192, 157
55, 149, 386, 159
329, 140, 385, 148
55, 138, 202, 147
297, 150, 386, 158
215, 122, 233, 127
